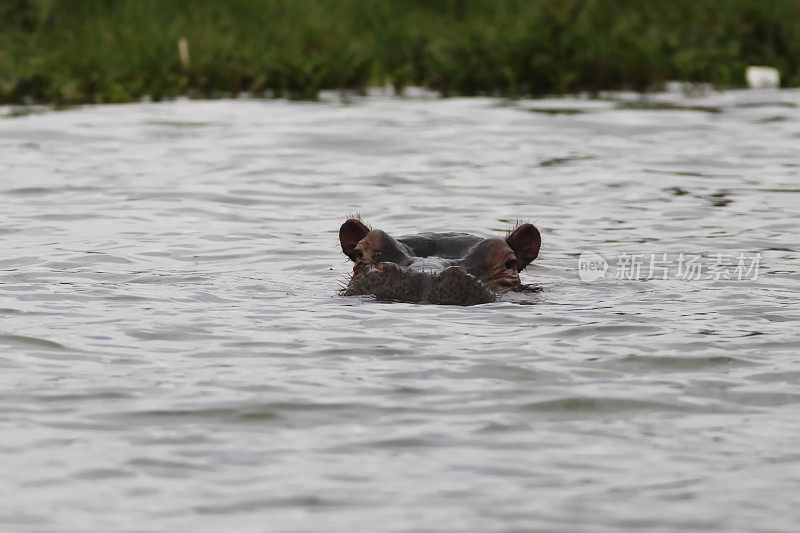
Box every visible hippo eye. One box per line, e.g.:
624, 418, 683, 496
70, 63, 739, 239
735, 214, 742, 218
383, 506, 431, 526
505, 259, 517, 270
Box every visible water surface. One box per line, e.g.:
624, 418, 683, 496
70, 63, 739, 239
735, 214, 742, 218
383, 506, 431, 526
2, 89, 800, 531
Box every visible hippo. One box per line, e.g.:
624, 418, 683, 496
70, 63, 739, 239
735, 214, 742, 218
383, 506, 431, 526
339, 218, 541, 305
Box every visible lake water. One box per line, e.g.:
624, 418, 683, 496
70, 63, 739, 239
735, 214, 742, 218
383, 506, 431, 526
2, 88, 800, 532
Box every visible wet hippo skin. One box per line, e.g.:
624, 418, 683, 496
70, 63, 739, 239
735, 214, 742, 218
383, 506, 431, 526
339, 219, 541, 305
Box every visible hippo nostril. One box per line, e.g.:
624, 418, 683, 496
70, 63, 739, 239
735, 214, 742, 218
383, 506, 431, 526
375, 262, 402, 273
440, 266, 468, 278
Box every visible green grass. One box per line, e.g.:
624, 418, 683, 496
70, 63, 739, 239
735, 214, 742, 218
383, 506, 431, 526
2, 0, 800, 104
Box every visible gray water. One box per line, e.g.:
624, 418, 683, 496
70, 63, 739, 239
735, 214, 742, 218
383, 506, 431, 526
1, 88, 799, 532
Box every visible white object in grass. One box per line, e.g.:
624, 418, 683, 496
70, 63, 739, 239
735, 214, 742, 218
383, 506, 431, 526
746, 66, 780, 89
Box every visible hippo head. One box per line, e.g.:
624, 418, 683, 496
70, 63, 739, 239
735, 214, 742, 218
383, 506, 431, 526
338, 219, 541, 305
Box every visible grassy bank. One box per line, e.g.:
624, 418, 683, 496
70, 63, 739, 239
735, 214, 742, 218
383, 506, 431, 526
2, 0, 800, 104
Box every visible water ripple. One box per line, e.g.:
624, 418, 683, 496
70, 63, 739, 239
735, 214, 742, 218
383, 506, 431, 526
1, 90, 800, 531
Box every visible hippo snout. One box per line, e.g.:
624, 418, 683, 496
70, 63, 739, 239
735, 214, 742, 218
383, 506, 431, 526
344, 262, 495, 305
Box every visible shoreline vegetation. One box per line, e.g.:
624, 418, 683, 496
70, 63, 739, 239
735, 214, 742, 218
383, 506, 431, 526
2, 0, 799, 105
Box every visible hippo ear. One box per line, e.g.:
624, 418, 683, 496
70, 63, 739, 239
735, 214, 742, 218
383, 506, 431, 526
339, 219, 370, 261
506, 223, 541, 271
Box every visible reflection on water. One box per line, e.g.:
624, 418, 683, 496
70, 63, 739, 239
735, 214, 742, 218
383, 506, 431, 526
1, 89, 800, 531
